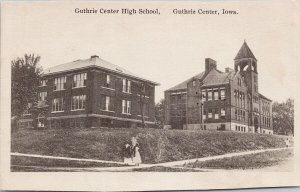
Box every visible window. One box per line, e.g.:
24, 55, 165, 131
54, 76, 66, 91
39, 92, 47, 101
240, 93, 243, 108
203, 109, 206, 120
220, 89, 225, 100
103, 96, 114, 111
192, 80, 196, 86
221, 108, 225, 118
40, 79, 47, 86
122, 100, 131, 114
105, 96, 110, 111
201, 91, 206, 101
24, 103, 32, 114
238, 78, 241, 86
182, 93, 187, 101
104, 74, 111, 88
71, 95, 86, 110
208, 91, 212, 101
208, 109, 212, 119
235, 109, 237, 120
52, 98, 64, 112
73, 73, 87, 88
214, 109, 219, 119
214, 90, 219, 100
123, 79, 131, 93
243, 94, 246, 108
141, 102, 150, 116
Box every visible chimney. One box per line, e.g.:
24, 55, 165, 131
205, 58, 217, 72
225, 67, 234, 73
91, 55, 99, 60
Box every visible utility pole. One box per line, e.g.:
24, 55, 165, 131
228, 78, 232, 131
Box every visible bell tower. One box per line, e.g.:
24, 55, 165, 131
234, 41, 260, 133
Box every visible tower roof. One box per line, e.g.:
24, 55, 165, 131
234, 41, 257, 60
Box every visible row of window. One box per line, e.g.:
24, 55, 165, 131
170, 92, 187, 103
234, 90, 246, 109
202, 88, 226, 101
39, 92, 47, 101
52, 97, 87, 112
262, 116, 271, 127
235, 109, 246, 122
41, 73, 134, 94
261, 100, 271, 116
51, 95, 148, 115
203, 108, 226, 120
235, 125, 247, 132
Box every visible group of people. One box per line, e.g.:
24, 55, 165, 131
123, 136, 142, 166
285, 138, 291, 148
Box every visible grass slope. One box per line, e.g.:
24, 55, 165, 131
12, 128, 291, 164
184, 148, 294, 170
11, 156, 125, 168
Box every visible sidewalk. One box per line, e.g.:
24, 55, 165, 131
11, 152, 125, 165
154, 147, 291, 167
11, 147, 293, 172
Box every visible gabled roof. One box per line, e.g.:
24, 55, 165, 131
166, 68, 237, 92
202, 68, 235, 87
259, 93, 272, 102
166, 72, 205, 92
235, 41, 257, 60
43, 56, 159, 85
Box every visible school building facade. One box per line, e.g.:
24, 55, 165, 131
164, 41, 273, 134
18, 55, 158, 129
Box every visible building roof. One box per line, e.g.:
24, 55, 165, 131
234, 41, 257, 60
202, 68, 235, 87
166, 68, 238, 92
43, 56, 159, 85
259, 93, 272, 102
165, 72, 205, 92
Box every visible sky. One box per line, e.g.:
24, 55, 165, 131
2, 1, 300, 103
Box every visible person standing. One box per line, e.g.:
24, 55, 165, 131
123, 143, 133, 165
285, 138, 290, 148
131, 137, 142, 166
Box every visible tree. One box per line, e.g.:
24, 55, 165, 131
272, 98, 294, 135
155, 99, 165, 128
11, 54, 42, 117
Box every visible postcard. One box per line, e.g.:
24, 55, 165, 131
1, 1, 300, 191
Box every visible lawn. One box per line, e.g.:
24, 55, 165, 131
184, 148, 294, 170
11, 155, 125, 169
12, 128, 292, 164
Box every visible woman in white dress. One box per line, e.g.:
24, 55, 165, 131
131, 137, 142, 166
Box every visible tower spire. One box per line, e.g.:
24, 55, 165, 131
235, 41, 257, 61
